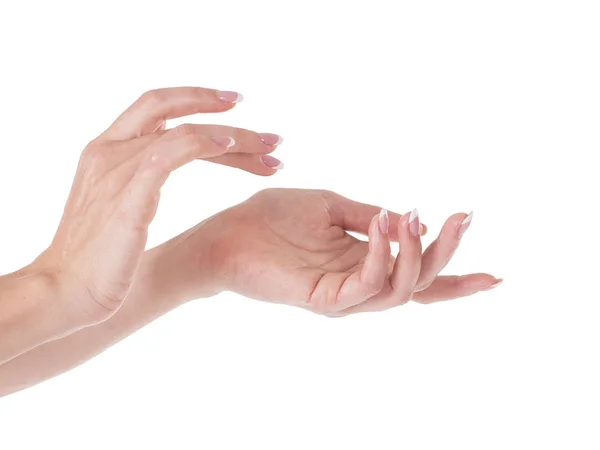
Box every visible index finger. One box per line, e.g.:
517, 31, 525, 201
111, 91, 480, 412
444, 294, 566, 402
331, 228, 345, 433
99, 87, 243, 141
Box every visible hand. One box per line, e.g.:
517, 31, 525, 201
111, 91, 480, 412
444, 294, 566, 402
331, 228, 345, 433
163, 189, 502, 316
30, 87, 284, 325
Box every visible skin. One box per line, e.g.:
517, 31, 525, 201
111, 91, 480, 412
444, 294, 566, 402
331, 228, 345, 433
0, 87, 500, 397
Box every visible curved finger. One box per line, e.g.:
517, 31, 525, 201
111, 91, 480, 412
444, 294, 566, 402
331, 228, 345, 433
415, 212, 473, 291
324, 192, 428, 239
99, 87, 243, 141
308, 210, 391, 313
108, 124, 282, 169
412, 274, 502, 304
163, 124, 282, 154
341, 209, 422, 314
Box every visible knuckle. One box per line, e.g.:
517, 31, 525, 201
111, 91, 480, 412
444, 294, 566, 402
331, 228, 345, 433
172, 123, 196, 137
252, 188, 284, 200
185, 134, 210, 156
80, 142, 110, 170
317, 189, 338, 201
138, 88, 165, 106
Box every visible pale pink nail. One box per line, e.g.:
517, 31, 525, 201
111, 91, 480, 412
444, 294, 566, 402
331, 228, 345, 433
485, 279, 504, 291
212, 136, 235, 149
216, 90, 244, 103
379, 209, 389, 234
259, 133, 284, 146
409, 209, 420, 237
458, 211, 474, 238
260, 155, 284, 170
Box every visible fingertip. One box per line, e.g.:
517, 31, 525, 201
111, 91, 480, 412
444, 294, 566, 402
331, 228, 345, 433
216, 90, 244, 104
458, 273, 500, 290
484, 278, 504, 291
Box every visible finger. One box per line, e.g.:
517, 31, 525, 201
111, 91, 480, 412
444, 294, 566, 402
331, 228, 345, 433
308, 210, 391, 313
204, 154, 282, 176
415, 212, 473, 291
162, 124, 282, 154
99, 87, 243, 141
341, 209, 422, 314
412, 274, 503, 304
325, 192, 428, 239
107, 124, 282, 169
106, 123, 286, 181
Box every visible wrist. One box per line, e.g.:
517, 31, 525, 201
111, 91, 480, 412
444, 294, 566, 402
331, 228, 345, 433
131, 245, 189, 309
149, 224, 224, 304
0, 269, 84, 364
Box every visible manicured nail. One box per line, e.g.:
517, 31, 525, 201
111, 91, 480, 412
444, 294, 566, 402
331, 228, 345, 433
409, 209, 420, 237
212, 136, 236, 148
260, 155, 284, 170
379, 209, 389, 235
259, 133, 284, 146
485, 279, 504, 291
458, 211, 474, 238
216, 90, 244, 103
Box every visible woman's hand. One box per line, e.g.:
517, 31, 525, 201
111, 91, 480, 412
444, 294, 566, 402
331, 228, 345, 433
162, 189, 501, 316
29, 87, 284, 325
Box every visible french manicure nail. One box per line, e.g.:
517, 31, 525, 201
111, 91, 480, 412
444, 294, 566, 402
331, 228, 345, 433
259, 133, 284, 146
379, 209, 389, 235
212, 136, 236, 148
260, 155, 284, 170
458, 211, 474, 238
409, 209, 420, 237
485, 279, 504, 291
216, 90, 244, 103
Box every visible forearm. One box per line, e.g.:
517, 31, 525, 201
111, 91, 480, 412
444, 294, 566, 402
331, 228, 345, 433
0, 246, 187, 397
0, 268, 83, 367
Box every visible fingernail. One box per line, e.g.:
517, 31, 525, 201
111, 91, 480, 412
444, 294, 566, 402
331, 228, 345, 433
216, 90, 244, 103
260, 155, 284, 170
485, 279, 504, 291
379, 209, 389, 234
458, 211, 474, 238
259, 133, 284, 146
212, 136, 236, 149
409, 209, 420, 237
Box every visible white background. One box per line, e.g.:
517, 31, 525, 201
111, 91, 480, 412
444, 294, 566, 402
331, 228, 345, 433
1, 0, 599, 448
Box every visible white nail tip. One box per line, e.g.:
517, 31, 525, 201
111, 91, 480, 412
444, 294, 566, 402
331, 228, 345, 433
226, 137, 236, 148
409, 208, 419, 223
461, 211, 474, 226
274, 135, 284, 146
273, 161, 285, 170
379, 209, 388, 229
487, 280, 504, 290
233, 93, 244, 103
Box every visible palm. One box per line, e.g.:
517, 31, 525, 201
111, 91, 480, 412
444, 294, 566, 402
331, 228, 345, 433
211, 189, 370, 307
